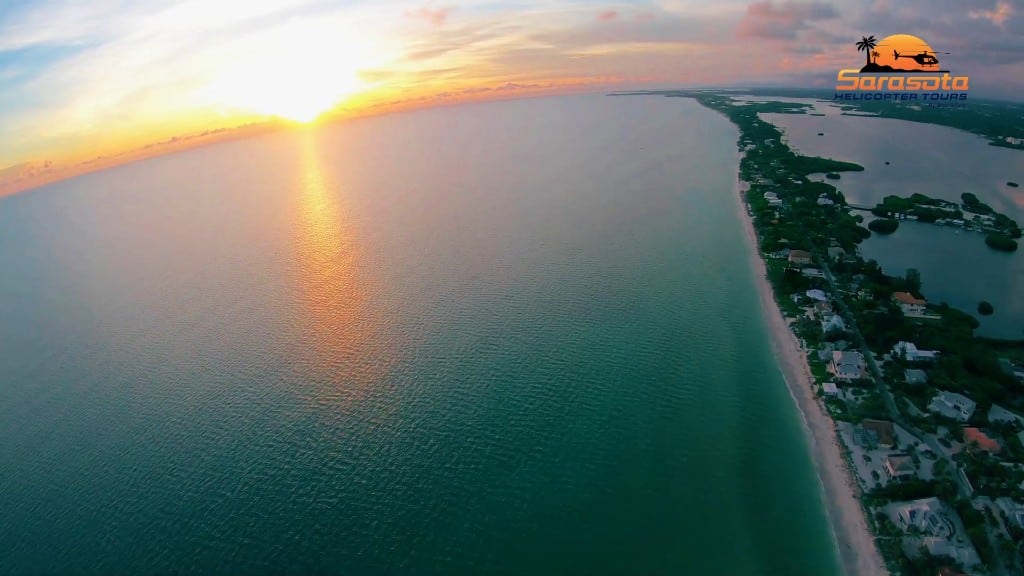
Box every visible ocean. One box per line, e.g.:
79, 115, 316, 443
0, 94, 840, 575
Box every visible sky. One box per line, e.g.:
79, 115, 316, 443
1, 0, 1021, 193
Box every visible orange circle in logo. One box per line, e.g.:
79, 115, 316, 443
872, 34, 940, 71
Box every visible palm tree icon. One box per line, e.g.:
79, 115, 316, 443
872, 50, 880, 64
856, 35, 878, 67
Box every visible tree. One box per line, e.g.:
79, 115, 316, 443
905, 268, 922, 294
856, 35, 878, 67
978, 301, 994, 316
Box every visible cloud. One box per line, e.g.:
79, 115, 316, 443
406, 4, 452, 27
597, 10, 618, 22
738, 1, 838, 39
969, 1, 1014, 29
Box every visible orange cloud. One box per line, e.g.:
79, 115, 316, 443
597, 10, 618, 22
406, 4, 452, 27
969, 1, 1013, 29
738, 1, 838, 39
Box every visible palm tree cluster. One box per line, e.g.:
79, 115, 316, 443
856, 35, 878, 66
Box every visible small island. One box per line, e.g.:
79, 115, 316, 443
869, 192, 1021, 250
868, 218, 899, 234
1009, 181, 1019, 188
978, 301, 994, 315
985, 233, 1019, 252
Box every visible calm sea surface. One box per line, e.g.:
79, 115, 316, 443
765, 104, 1024, 337
0, 95, 840, 575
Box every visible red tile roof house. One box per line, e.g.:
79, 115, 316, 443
892, 291, 927, 315
962, 427, 1001, 454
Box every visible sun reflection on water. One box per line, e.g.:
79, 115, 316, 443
293, 133, 395, 406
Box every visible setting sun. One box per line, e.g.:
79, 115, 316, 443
202, 19, 372, 123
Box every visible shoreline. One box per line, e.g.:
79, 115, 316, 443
733, 177, 888, 576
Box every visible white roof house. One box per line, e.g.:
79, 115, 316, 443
821, 314, 847, 334
822, 382, 839, 396
988, 404, 1024, 426
893, 497, 953, 538
928, 391, 977, 422
805, 289, 828, 302
829, 351, 865, 380
893, 341, 939, 362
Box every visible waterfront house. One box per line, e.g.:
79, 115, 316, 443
858, 419, 896, 449
928, 391, 976, 422
821, 314, 847, 334
893, 292, 928, 315
829, 351, 865, 380
893, 497, 953, 539
822, 382, 839, 396
826, 246, 846, 261
763, 191, 783, 206
813, 301, 833, 315
885, 454, 916, 479
962, 427, 1001, 454
801, 268, 826, 279
805, 289, 828, 302
892, 341, 939, 363
788, 250, 812, 265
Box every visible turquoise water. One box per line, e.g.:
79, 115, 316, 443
0, 95, 840, 575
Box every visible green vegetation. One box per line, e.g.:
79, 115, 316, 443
868, 219, 899, 234
825, 172, 840, 180
1009, 181, 1019, 188
978, 301, 994, 316
985, 233, 1019, 252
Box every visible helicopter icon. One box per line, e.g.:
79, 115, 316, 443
893, 49, 948, 67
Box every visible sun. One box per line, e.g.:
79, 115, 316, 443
203, 21, 369, 123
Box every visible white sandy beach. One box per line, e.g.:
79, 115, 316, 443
735, 179, 889, 576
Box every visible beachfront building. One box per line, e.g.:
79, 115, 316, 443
821, 314, 847, 334
892, 341, 939, 363
821, 382, 839, 397
805, 289, 827, 302
826, 246, 846, 262
928, 391, 977, 422
893, 497, 954, 538
763, 191, 782, 206
829, 351, 865, 381
801, 268, 826, 279
788, 249, 812, 266
893, 292, 927, 316
857, 419, 896, 449
884, 454, 916, 480
887, 498, 982, 568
